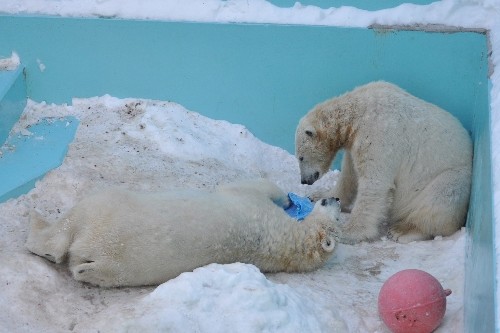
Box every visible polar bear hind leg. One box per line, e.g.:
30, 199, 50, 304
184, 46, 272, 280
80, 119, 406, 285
390, 167, 470, 243
71, 261, 107, 287
25, 211, 71, 264
69, 256, 123, 287
388, 224, 430, 243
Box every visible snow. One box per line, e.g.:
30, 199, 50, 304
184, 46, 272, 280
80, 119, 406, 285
0, 52, 20, 71
0, 0, 497, 29
0, 96, 465, 332
0, 0, 498, 332
94, 263, 348, 332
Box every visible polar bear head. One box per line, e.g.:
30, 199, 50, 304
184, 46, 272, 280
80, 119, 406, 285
295, 114, 338, 185
281, 196, 341, 272
306, 197, 341, 253
311, 198, 340, 248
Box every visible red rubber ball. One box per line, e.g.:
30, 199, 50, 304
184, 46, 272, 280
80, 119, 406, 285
378, 269, 451, 333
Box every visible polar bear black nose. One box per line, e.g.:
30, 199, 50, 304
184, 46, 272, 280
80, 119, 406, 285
301, 171, 320, 185
321, 198, 341, 206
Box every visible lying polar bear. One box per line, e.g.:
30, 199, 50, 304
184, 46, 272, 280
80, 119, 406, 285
296, 81, 472, 244
26, 179, 340, 287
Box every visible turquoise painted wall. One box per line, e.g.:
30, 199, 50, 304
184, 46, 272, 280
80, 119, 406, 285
465, 80, 495, 332
0, 15, 492, 331
0, 16, 487, 156
0, 67, 26, 144
269, 0, 436, 10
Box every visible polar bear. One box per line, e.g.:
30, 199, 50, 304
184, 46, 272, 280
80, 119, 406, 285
295, 81, 472, 244
26, 179, 341, 287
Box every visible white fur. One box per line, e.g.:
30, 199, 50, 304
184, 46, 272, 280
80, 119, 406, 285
295, 81, 472, 244
26, 179, 340, 287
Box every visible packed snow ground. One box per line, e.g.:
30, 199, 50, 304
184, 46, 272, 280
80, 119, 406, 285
0, 97, 464, 332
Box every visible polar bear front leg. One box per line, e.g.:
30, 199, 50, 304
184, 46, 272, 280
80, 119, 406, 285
336, 179, 393, 244
308, 152, 357, 210
332, 150, 358, 212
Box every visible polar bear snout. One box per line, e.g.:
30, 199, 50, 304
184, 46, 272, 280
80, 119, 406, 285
301, 171, 320, 185
313, 197, 341, 214
321, 197, 340, 207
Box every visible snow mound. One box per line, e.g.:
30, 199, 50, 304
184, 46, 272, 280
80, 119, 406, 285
92, 263, 346, 332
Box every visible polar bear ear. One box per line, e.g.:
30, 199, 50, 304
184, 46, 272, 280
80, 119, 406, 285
321, 236, 335, 252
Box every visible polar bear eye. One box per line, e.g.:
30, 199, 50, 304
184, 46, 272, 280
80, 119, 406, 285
305, 130, 313, 137
299, 157, 304, 161
321, 198, 327, 206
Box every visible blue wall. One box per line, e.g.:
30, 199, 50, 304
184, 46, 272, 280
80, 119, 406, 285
0, 67, 26, 145
465, 80, 495, 332
269, 0, 436, 10
0, 16, 487, 155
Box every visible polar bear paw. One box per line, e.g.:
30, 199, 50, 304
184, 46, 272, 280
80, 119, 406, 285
388, 227, 429, 243
71, 261, 113, 287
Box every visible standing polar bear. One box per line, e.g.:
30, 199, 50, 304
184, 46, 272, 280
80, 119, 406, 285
296, 81, 472, 244
26, 179, 341, 287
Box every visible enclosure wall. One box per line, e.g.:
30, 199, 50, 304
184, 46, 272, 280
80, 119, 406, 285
0, 16, 492, 331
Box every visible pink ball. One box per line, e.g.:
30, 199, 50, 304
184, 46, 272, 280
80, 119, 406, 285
378, 269, 452, 333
